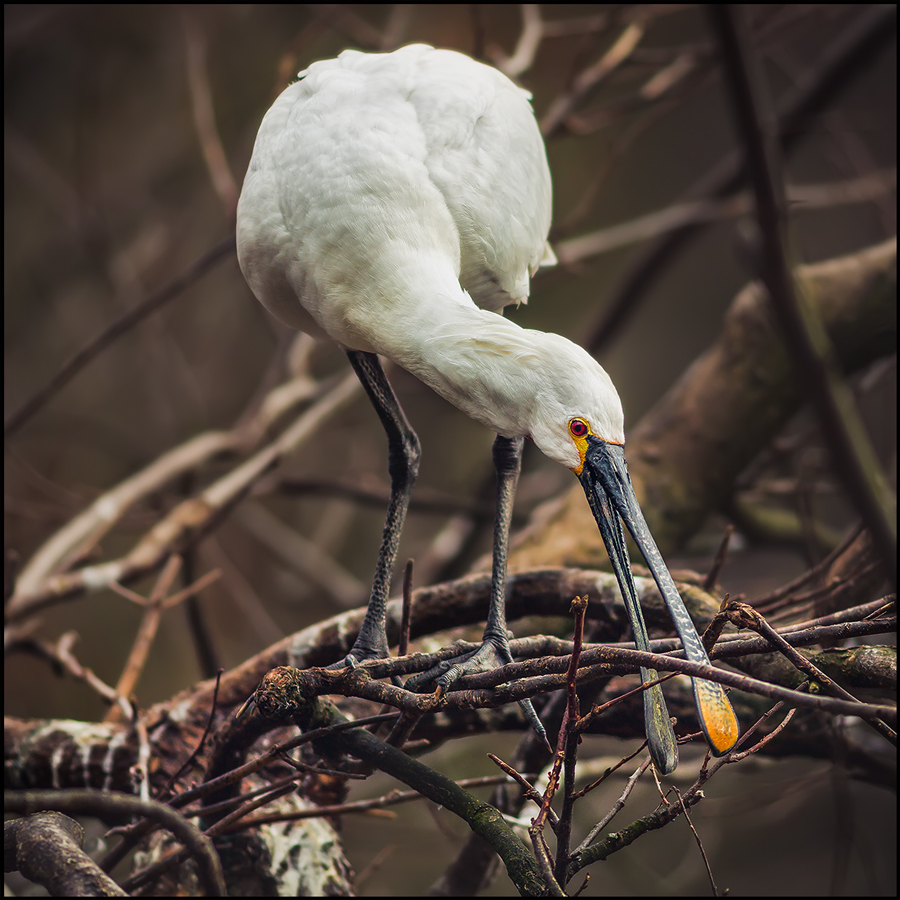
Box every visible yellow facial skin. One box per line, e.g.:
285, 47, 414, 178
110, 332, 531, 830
568, 417, 623, 475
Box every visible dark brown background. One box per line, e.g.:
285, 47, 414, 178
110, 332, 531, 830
5, 5, 895, 895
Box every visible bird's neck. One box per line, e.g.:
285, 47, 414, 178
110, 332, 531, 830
372, 286, 543, 439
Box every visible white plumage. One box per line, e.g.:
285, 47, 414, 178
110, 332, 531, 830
237, 44, 738, 770
237, 44, 620, 465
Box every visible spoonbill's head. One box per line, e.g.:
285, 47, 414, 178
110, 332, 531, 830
527, 336, 691, 660
507, 332, 738, 760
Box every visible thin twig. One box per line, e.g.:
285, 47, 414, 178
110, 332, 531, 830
4, 236, 235, 439
554, 596, 589, 886
232, 773, 529, 829
495, 4, 544, 77
751, 523, 865, 611
541, 20, 647, 136
487, 753, 558, 829
704, 525, 735, 592
272, 474, 496, 519
18, 631, 132, 717
573, 757, 652, 855
555, 170, 896, 264
724, 599, 896, 746
161, 670, 224, 798
673, 786, 720, 896
183, 12, 239, 217
399, 559, 414, 658
105, 556, 184, 725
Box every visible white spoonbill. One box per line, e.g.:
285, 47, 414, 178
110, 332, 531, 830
236, 43, 738, 772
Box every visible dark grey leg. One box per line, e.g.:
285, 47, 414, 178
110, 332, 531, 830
333, 350, 420, 665
411, 435, 548, 746
480, 435, 520, 646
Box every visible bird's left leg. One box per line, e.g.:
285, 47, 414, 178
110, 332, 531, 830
333, 350, 420, 667
408, 435, 548, 746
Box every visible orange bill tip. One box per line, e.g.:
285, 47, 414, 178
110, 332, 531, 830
696, 680, 740, 756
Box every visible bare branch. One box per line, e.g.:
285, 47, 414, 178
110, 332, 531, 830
183, 12, 239, 217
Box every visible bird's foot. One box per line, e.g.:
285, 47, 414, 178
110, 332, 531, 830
327, 614, 392, 671
325, 647, 382, 671
326, 629, 388, 672
406, 637, 506, 691
407, 634, 551, 751
326, 634, 407, 686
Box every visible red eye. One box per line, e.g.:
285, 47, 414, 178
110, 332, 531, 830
569, 419, 588, 438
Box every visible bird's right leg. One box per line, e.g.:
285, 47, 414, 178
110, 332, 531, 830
408, 435, 549, 747
332, 350, 420, 667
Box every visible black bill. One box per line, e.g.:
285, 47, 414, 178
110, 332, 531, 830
578, 437, 739, 766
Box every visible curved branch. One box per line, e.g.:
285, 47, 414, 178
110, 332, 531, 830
5, 789, 225, 897
5, 811, 125, 896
